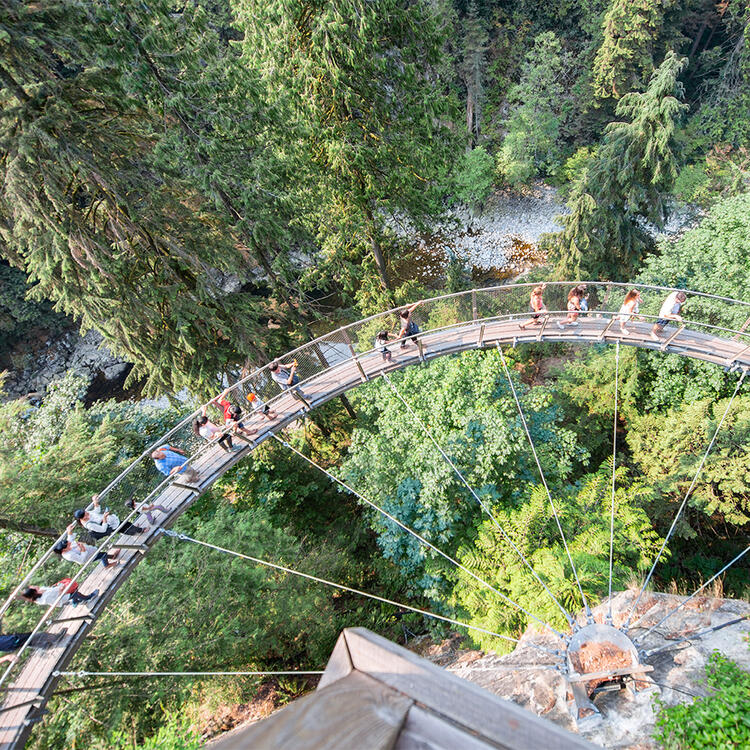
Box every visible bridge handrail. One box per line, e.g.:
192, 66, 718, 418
2, 280, 749, 681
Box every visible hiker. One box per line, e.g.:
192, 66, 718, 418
210, 389, 258, 439
151, 445, 201, 485
651, 290, 687, 341
398, 301, 422, 349
74, 495, 147, 539
519, 284, 547, 329
52, 524, 121, 569
375, 330, 392, 362
617, 290, 643, 335
246, 391, 277, 421
269, 360, 307, 401
126, 497, 170, 525
557, 285, 585, 328
194, 406, 235, 453
20, 582, 98, 609
579, 287, 590, 315
0, 630, 68, 665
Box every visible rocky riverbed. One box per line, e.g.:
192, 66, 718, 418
1, 328, 130, 403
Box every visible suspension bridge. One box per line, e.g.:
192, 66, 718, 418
1, 282, 749, 748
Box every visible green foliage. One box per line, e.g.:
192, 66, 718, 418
0, 372, 189, 539
637, 193, 750, 324
0, 263, 69, 353
628, 394, 750, 528
453, 147, 496, 211
340, 350, 588, 599
688, 7, 750, 150
453, 465, 661, 651
654, 650, 750, 750
592, 0, 678, 101
234, 0, 460, 291
0, 0, 296, 395
107, 715, 201, 750
673, 147, 750, 207
552, 52, 688, 279
497, 33, 572, 186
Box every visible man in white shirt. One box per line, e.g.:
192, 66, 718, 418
52, 524, 122, 569
269, 360, 308, 402
21, 583, 98, 608
73, 495, 147, 539
651, 291, 687, 341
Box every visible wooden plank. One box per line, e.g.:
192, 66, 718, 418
343, 628, 597, 750
394, 705, 496, 750
317, 631, 354, 691
209, 671, 412, 750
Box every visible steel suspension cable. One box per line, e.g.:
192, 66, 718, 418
496, 344, 592, 621
273, 434, 568, 644
155, 528, 543, 651
632, 544, 750, 642
623, 368, 747, 630
607, 340, 620, 625
380, 372, 575, 629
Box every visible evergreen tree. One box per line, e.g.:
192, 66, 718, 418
453, 466, 661, 651
497, 32, 572, 186
461, 0, 489, 144
592, 0, 678, 101
233, 0, 460, 294
552, 52, 688, 279
0, 0, 292, 394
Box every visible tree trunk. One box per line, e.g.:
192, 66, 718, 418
466, 89, 475, 141
369, 234, 392, 291
361, 204, 392, 292
0, 518, 59, 539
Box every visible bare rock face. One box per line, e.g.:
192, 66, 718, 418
2, 328, 129, 401
445, 589, 750, 749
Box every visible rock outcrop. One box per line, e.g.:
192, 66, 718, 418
2, 328, 128, 401
441, 589, 750, 749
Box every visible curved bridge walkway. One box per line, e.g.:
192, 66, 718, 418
1, 283, 749, 748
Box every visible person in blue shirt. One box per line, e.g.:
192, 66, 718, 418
150, 444, 201, 485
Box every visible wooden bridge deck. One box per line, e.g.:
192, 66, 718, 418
1, 315, 748, 748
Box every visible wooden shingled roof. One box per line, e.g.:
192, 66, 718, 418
208, 628, 598, 750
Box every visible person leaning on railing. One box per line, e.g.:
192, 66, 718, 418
73, 494, 147, 539
52, 524, 122, 569
269, 360, 308, 401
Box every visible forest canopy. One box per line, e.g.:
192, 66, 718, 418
1, 0, 750, 747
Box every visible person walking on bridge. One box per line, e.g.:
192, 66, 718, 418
194, 407, 235, 453
73, 494, 147, 539
651, 290, 687, 341
519, 284, 547, 329
246, 391, 277, 421
0, 629, 68, 665
398, 301, 422, 349
617, 290, 643, 335
53, 524, 121, 569
210, 389, 258, 440
557, 285, 585, 328
151, 445, 201, 485
20, 582, 98, 609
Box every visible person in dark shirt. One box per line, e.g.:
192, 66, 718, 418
0, 630, 67, 664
